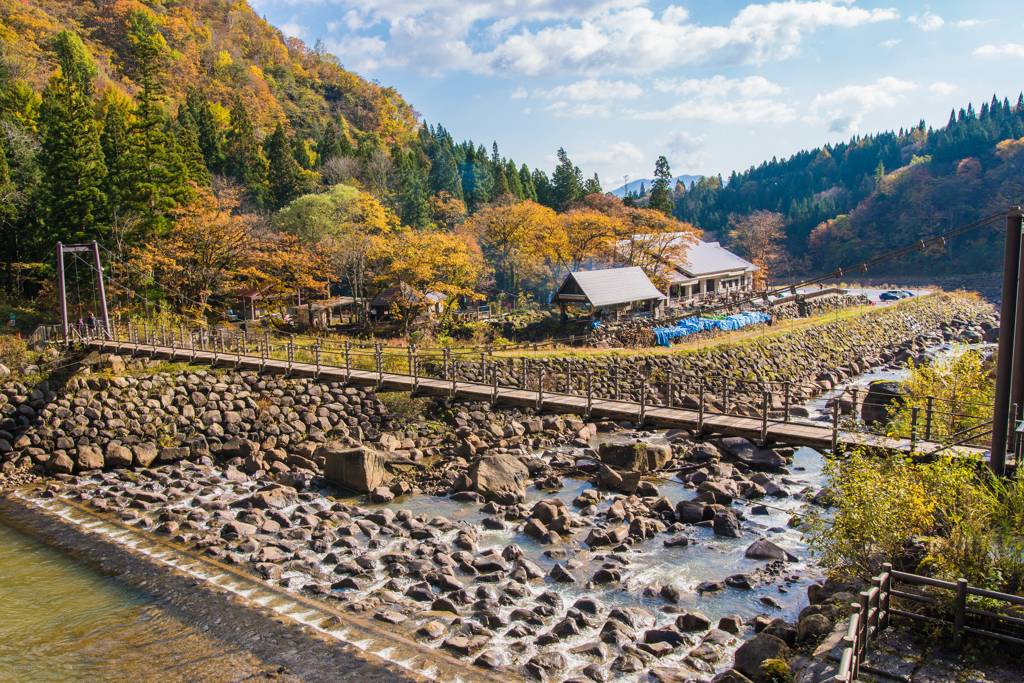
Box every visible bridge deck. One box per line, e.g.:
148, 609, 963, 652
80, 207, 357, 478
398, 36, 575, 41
85, 339, 982, 457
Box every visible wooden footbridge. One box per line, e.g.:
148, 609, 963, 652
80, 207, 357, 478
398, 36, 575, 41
82, 334, 987, 458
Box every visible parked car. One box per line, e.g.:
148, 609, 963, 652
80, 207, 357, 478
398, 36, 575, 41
879, 291, 902, 301
900, 290, 915, 297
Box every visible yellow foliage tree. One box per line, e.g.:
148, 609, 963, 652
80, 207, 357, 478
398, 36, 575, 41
464, 198, 556, 296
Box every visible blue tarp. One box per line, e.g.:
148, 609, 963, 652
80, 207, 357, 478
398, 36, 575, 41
653, 311, 771, 347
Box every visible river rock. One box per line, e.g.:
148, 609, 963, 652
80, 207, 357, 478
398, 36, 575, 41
75, 445, 104, 471
745, 539, 794, 561
713, 510, 742, 537
598, 442, 648, 472
469, 455, 529, 504
733, 632, 791, 678
861, 380, 906, 425
320, 444, 389, 493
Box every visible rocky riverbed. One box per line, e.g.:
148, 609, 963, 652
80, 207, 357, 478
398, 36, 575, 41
0, 292, 1001, 683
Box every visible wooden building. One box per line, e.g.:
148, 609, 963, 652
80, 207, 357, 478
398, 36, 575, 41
553, 267, 666, 321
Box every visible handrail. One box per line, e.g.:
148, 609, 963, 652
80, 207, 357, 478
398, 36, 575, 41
837, 563, 1024, 681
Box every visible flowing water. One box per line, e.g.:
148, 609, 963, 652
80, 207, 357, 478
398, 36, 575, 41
0, 521, 295, 682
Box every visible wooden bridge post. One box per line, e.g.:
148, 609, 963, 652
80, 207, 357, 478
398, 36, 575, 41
586, 371, 593, 418
925, 396, 934, 441
910, 406, 919, 452
235, 334, 241, 368
698, 381, 705, 436
345, 341, 351, 382
723, 381, 729, 416
880, 563, 893, 632
520, 357, 526, 389
566, 359, 573, 394
315, 341, 322, 380
286, 335, 294, 376
480, 352, 486, 384
260, 338, 266, 373
668, 372, 675, 408
412, 352, 419, 396
760, 391, 770, 446
491, 365, 498, 406
613, 366, 620, 400
831, 399, 840, 453
537, 368, 544, 410
212, 331, 219, 367
451, 358, 457, 398
375, 344, 383, 388
639, 375, 647, 428
954, 578, 968, 649
784, 382, 791, 423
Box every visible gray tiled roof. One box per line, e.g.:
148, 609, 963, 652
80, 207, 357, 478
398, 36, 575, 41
558, 267, 666, 307
670, 236, 759, 277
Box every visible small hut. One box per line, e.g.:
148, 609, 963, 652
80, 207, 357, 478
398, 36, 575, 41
552, 267, 666, 321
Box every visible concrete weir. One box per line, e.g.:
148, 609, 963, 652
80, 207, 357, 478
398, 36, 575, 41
0, 487, 517, 683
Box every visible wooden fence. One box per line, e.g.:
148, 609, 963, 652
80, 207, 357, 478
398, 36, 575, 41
836, 563, 1024, 682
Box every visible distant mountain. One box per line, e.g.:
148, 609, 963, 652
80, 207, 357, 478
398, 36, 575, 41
609, 175, 703, 197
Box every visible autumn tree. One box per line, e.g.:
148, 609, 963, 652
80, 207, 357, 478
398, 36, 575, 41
428, 191, 466, 230
618, 208, 700, 289
129, 186, 255, 315
727, 210, 786, 287
464, 198, 556, 295
373, 227, 482, 332
540, 208, 620, 273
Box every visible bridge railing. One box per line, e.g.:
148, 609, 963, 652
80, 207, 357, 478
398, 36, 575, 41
835, 563, 1024, 681
84, 322, 994, 455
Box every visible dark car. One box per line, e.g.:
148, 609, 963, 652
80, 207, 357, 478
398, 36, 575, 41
879, 291, 902, 301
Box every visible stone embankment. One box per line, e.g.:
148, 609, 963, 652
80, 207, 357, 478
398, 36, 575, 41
452, 294, 995, 416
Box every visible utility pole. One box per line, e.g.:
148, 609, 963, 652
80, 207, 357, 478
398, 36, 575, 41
992, 206, 1024, 475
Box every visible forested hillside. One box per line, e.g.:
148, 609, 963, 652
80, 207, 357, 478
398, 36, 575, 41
675, 98, 1024, 276
0, 0, 663, 322
1, 0, 1021, 326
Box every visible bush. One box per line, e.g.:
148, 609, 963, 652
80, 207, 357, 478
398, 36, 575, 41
377, 391, 433, 424
804, 449, 1024, 594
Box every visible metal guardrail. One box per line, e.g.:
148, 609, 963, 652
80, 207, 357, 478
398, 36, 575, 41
836, 563, 1024, 681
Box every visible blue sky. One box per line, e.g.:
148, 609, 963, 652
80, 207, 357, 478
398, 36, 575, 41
249, 0, 1024, 191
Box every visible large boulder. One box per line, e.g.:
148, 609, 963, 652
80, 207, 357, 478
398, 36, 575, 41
861, 380, 905, 426
132, 442, 159, 468
598, 442, 649, 472
74, 445, 104, 471
718, 437, 786, 471
733, 633, 791, 678
468, 455, 529, 504
319, 444, 390, 493
220, 437, 259, 459
745, 539, 795, 562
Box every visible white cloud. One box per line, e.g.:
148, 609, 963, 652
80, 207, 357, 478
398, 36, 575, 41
572, 141, 646, 167
536, 79, 642, 101
316, 0, 899, 76
808, 76, 917, 134
543, 101, 612, 117
511, 87, 528, 98
929, 82, 957, 96
637, 75, 795, 124
279, 18, 308, 39
663, 132, 709, 172
953, 19, 983, 27
908, 12, 944, 31
522, 107, 532, 114
880, 38, 900, 48
974, 44, 1024, 58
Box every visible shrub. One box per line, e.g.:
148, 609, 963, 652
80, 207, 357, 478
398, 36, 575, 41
377, 391, 433, 424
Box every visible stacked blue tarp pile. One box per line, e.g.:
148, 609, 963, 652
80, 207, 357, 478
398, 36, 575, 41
653, 311, 771, 347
